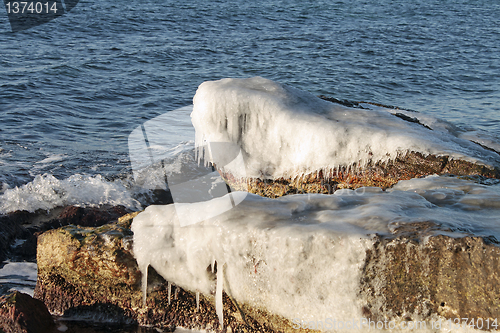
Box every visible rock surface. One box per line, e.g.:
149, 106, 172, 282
220, 150, 500, 198
34, 216, 500, 332
0, 205, 130, 263
360, 225, 500, 326
0, 291, 55, 333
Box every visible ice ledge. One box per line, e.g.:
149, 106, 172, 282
191, 77, 500, 183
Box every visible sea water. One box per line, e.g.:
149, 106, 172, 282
1, 0, 499, 191
1, 0, 500, 331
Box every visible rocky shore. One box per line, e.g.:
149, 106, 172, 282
27, 212, 500, 332
3, 85, 500, 332
3, 172, 500, 332
0, 205, 130, 333
0, 205, 131, 264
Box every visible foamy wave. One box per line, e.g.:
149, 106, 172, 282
0, 174, 142, 214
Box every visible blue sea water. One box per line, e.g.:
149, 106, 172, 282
1, 0, 499, 191
1, 1, 500, 331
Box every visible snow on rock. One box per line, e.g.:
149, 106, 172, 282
191, 77, 500, 180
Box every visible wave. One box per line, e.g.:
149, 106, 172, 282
0, 173, 142, 214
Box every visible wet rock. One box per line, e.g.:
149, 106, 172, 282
1, 205, 131, 262
220, 151, 500, 198
34, 222, 140, 318
28, 205, 131, 232
0, 291, 55, 333
360, 228, 500, 325
0, 210, 41, 263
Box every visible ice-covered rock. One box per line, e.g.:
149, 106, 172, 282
34, 217, 276, 332
131, 176, 500, 331
34, 178, 500, 332
191, 77, 500, 195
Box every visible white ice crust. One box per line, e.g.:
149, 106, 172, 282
191, 77, 499, 179
132, 176, 500, 329
132, 192, 373, 325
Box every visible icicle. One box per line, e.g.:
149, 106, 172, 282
211, 257, 216, 274
141, 264, 148, 306
196, 291, 200, 312
216, 262, 224, 329
174, 286, 179, 299
167, 282, 172, 305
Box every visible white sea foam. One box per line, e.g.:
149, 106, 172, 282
191, 77, 500, 179
132, 175, 500, 331
0, 173, 142, 214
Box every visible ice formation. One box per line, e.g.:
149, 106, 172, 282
191, 77, 500, 179
196, 291, 200, 312
168, 282, 172, 305
132, 78, 500, 331
132, 192, 372, 327
132, 176, 500, 328
215, 263, 224, 329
